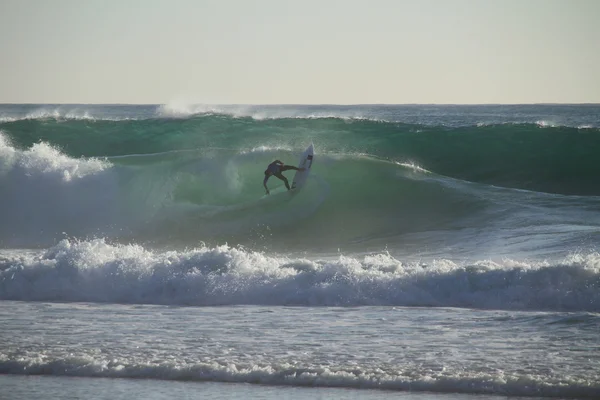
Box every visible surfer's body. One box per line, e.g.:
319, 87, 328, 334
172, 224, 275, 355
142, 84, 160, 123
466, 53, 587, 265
263, 160, 304, 194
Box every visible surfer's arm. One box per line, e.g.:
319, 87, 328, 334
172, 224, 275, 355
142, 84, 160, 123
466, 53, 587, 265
263, 175, 270, 194
273, 160, 284, 165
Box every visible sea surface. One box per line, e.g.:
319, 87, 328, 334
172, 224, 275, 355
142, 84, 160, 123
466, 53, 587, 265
1, 103, 599, 399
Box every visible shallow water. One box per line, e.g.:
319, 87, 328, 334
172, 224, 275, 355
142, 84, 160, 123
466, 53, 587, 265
1, 302, 598, 398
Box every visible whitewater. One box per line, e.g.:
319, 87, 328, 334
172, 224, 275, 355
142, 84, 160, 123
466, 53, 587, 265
1, 104, 599, 399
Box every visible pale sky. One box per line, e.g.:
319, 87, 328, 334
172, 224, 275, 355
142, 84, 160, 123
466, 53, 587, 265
1, 0, 599, 104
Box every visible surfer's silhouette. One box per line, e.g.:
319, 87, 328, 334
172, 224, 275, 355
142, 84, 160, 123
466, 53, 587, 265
263, 160, 304, 195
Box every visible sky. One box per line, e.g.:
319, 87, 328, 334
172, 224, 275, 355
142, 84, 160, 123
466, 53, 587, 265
1, 0, 599, 104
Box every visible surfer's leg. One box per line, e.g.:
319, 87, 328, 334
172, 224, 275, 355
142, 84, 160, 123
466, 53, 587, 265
274, 173, 291, 190
280, 165, 305, 172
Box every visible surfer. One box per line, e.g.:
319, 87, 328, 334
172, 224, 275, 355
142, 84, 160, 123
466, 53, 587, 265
263, 160, 304, 195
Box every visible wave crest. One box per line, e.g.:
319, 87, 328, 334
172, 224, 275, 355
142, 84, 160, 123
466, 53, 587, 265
0, 134, 108, 182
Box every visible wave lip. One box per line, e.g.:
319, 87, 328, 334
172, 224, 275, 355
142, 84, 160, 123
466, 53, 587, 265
1, 239, 599, 312
0, 357, 597, 398
0, 132, 108, 181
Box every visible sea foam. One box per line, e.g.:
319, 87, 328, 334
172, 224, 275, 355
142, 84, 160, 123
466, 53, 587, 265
1, 239, 598, 311
1, 354, 597, 398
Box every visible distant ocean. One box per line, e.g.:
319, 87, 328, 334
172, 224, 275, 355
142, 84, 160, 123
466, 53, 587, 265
1, 104, 599, 399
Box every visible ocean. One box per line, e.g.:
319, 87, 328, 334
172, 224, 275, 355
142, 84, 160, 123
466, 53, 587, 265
1, 103, 599, 399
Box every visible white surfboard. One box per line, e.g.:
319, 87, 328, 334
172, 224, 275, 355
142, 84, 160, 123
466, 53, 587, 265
291, 143, 314, 191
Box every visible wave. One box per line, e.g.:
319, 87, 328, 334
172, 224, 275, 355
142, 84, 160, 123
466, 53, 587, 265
0, 132, 127, 247
1, 238, 599, 312
2, 130, 599, 250
2, 103, 599, 126
0, 104, 381, 123
147, 102, 600, 129
0, 106, 138, 122
3, 109, 600, 196
0, 133, 327, 247
0, 132, 108, 180
156, 102, 384, 121
1, 354, 598, 398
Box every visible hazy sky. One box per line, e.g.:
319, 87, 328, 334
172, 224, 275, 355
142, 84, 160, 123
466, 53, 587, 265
1, 0, 598, 104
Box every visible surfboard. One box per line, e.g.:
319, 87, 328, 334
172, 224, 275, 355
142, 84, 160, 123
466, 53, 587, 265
291, 143, 314, 191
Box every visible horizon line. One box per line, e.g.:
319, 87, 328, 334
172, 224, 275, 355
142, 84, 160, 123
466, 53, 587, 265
1, 102, 600, 106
